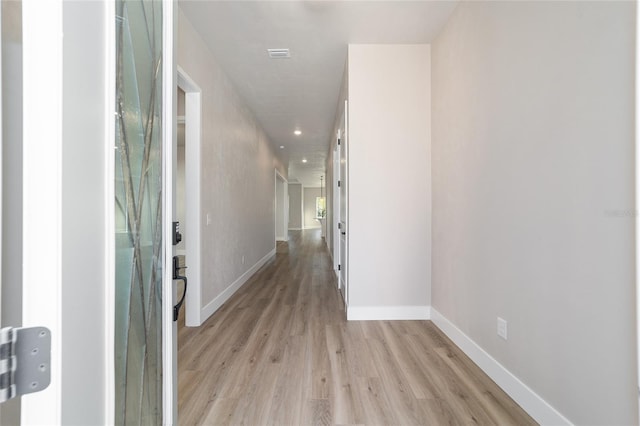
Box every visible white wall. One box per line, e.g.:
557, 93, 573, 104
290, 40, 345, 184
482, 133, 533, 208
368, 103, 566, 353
303, 187, 322, 229
178, 8, 286, 320
431, 1, 637, 424
61, 1, 108, 423
288, 183, 302, 230
347, 44, 431, 318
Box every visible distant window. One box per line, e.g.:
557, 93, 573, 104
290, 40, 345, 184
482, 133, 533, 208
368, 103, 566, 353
315, 197, 326, 219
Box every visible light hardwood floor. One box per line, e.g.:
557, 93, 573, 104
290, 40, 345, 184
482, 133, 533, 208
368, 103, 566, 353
177, 230, 537, 425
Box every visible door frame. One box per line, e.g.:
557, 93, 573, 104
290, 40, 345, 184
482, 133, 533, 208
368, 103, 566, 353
163, 1, 177, 423
340, 100, 349, 310
274, 169, 288, 242
333, 132, 340, 280
176, 66, 202, 328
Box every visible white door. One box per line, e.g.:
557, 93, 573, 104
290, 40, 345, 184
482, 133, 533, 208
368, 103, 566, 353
339, 102, 348, 308
0, 1, 177, 424
333, 135, 340, 281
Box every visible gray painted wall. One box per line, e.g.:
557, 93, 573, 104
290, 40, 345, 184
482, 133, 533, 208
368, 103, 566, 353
431, 1, 637, 423
347, 44, 431, 311
178, 9, 286, 312
288, 183, 302, 229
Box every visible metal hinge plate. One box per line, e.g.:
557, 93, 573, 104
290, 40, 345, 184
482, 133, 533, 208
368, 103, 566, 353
338, 264, 341, 271
338, 180, 341, 188
0, 327, 51, 403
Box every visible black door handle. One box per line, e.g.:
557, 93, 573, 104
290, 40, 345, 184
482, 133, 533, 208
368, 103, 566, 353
172, 256, 188, 322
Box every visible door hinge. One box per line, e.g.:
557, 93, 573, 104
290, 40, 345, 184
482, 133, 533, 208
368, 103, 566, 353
338, 180, 341, 188
338, 222, 341, 230
0, 327, 51, 403
338, 138, 341, 146
338, 264, 341, 271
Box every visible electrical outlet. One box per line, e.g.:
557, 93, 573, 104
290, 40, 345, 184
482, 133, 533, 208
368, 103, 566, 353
497, 317, 508, 340
206, 213, 211, 225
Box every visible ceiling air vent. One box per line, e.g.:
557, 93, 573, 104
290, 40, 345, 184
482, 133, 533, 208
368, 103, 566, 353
267, 48, 291, 59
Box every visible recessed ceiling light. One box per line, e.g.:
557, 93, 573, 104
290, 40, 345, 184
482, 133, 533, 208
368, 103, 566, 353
279, 145, 284, 149
302, 159, 307, 163
294, 130, 302, 136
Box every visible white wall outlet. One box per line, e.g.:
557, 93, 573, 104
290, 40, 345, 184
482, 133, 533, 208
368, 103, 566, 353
497, 317, 508, 340
206, 213, 211, 225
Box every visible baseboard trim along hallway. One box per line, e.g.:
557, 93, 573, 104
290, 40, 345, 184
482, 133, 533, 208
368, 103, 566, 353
347, 305, 431, 321
430, 308, 572, 425
200, 248, 277, 323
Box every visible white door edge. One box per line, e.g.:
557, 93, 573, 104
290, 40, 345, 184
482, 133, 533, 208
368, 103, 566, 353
163, 0, 177, 424
21, 0, 63, 424
103, 0, 116, 424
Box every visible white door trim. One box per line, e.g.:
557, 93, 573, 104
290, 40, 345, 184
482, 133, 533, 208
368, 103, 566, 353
275, 169, 288, 242
342, 99, 349, 310
104, 0, 116, 423
176, 66, 203, 328
333, 134, 340, 278
163, 0, 177, 423
21, 0, 63, 423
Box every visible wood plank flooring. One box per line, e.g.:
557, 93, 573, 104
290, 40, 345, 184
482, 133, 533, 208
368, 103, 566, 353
177, 230, 537, 425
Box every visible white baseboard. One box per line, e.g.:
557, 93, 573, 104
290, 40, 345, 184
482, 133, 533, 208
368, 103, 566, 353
276, 236, 288, 242
288, 227, 302, 231
347, 305, 431, 321
430, 308, 572, 425
200, 248, 276, 322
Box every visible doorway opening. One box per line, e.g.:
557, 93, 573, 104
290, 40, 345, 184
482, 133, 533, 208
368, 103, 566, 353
333, 133, 340, 280
275, 170, 288, 243
177, 66, 202, 327
176, 87, 187, 326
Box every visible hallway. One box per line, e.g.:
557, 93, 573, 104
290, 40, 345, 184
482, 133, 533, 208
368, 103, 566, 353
177, 230, 535, 425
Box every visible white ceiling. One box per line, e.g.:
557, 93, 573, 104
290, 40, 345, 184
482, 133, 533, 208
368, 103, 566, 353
179, 0, 459, 187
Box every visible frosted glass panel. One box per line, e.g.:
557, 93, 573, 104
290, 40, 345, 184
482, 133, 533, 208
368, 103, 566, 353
114, 1, 163, 424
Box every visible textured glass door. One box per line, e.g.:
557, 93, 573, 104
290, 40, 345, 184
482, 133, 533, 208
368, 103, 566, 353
114, 0, 163, 424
